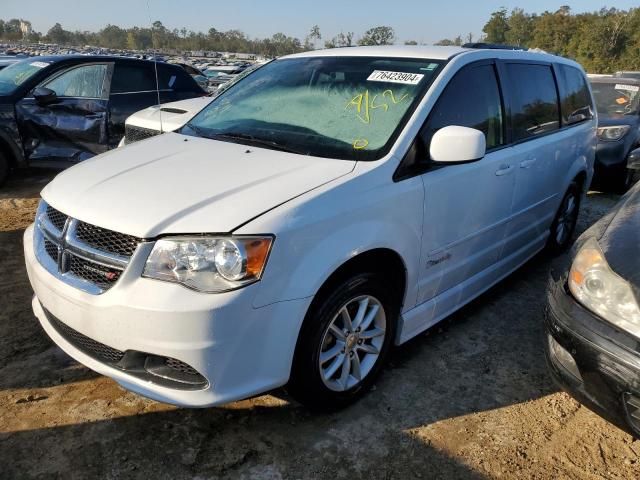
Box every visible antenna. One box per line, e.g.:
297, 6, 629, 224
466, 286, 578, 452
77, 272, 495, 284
146, 0, 163, 133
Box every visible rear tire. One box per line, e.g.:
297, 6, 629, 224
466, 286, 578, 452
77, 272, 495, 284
288, 272, 398, 411
546, 182, 581, 254
0, 151, 8, 187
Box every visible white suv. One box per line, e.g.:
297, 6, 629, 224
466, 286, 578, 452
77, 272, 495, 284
24, 46, 596, 409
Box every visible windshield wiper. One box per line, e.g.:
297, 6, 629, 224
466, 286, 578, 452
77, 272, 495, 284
210, 132, 308, 155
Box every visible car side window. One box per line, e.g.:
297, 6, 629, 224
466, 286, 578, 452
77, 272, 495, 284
422, 63, 504, 152
158, 64, 201, 93
557, 65, 593, 126
505, 63, 560, 140
43, 64, 107, 98
110, 64, 157, 94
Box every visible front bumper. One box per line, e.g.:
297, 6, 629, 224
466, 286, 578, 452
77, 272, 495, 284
544, 272, 640, 437
24, 224, 312, 407
593, 141, 628, 183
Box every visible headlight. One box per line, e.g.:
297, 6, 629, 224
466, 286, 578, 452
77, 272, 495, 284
568, 238, 640, 336
597, 125, 630, 142
143, 236, 273, 293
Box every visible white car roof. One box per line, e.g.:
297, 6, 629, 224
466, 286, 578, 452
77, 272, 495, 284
282, 45, 579, 68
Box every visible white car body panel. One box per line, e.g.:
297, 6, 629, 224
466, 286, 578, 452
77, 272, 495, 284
42, 132, 355, 237
124, 96, 213, 133
24, 46, 597, 407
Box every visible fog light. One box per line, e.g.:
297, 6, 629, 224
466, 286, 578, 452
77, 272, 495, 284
548, 335, 582, 381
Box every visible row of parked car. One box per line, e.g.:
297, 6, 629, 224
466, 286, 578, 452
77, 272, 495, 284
8, 44, 640, 437
0, 54, 638, 193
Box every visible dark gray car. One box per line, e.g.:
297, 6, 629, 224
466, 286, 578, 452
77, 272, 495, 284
589, 76, 640, 191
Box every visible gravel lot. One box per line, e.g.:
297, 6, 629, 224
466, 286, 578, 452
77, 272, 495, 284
1, 169, 638, 479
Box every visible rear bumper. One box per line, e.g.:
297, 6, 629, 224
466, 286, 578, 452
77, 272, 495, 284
24, 224, 312, 407
544, 273, 640, 437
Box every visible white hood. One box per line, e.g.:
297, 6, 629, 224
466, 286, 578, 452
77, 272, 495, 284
126, 96, 214, 132
42, 133, 355, 238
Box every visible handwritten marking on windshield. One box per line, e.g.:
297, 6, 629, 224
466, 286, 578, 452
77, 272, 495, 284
345, 90, 409, 124
353, 138, 369, 150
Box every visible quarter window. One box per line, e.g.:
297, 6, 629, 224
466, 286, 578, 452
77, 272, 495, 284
44, 64, 107, 98
506, 64, 560, 140
558, 65, 593, 125
110, 64, 157, 93
424, 63, 504, 151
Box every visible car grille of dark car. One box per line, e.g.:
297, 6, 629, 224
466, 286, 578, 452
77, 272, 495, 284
46, 309, 207, 389
125, 125, 160, 144
34, 202, 144, 294
623, 393, 640, 434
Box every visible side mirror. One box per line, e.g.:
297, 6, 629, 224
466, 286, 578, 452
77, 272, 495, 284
33, 87, 58, 106
429, 126, 486, 164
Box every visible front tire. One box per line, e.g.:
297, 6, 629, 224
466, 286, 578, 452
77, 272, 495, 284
288, 272, 398, 410
546, 182, 581, 254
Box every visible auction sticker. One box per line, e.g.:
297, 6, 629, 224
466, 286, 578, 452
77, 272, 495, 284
30, 61, 50, 69
615, 84, 639, 92
368, 70, 424, 85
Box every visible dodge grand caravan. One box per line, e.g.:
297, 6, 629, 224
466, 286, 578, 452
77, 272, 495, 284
24, 46, 597, 409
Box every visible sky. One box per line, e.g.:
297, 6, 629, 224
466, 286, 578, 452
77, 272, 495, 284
2, 0, 638, 45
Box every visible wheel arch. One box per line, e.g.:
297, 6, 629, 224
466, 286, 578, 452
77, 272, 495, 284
307, 248, 408, 316
0, 128, 24, 168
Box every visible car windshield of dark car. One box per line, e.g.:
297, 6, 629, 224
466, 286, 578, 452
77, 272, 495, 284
590, 82, 640, 116
182, 57, 442, 160
0, 59, 50, 95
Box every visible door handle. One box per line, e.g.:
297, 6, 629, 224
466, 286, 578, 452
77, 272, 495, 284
495, 164, 514, 176
520, 158, 537, 169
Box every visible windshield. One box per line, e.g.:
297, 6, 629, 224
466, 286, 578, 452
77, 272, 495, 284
590, 81, 640, 116
0, 59, 49, 95
182, 56, 442, 160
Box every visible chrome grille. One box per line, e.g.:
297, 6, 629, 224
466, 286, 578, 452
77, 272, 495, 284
125, 125, 160, 144
34, 201, 143, 294
68, 254, 122, 289
43, 238, 58, 262
75, 222, 140, 257
46, 205, 68, 231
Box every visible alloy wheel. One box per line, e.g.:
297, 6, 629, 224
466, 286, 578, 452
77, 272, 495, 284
319, 295, 386, 392
555, 192, 578, 245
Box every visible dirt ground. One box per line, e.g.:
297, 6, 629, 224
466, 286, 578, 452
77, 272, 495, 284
0, 169, 638, 480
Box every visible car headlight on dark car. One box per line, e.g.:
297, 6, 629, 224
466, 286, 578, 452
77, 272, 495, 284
568, 238, 640, 335
597, 125, 630, 142
143, 236, 273, 293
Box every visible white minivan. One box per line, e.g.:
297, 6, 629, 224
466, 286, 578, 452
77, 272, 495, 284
24, 46, 596, 409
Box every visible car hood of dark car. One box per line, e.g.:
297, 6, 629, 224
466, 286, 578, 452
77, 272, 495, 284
597, 114, 640, 127
597, 183, 640, 295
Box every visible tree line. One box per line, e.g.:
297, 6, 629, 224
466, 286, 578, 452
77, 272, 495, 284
2, 7, 639, 71
0, 19, 396, 57
478, 6, 639, 73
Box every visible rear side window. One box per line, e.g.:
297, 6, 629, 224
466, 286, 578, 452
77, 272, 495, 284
423, 63, 504, 150
110, 64, 156, 93
506, 63, 560, 140
158, 64, 202, 93
557, 65, 593, 125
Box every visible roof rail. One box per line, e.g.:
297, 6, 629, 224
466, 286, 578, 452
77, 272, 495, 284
462, 43, 526, 51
